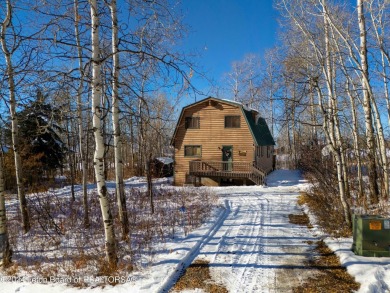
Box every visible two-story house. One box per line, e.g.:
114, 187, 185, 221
171, 97, 275, 186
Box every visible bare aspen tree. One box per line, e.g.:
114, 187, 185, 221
73, 0, 90, 228
263, 49, 280, 137
225, 54, 262, 109
227, 62, 243, 102
0, 150, 11, 267
357, 0, 379, 203
278, 0, 351, 225
308, 0, 387, 203
323, 0, 382, 202
109, 0, 129, 239
89, 0, 117, 266
329, 23, 365, 199
0, 0, 30, 233
321, 0, 351, 225
345, 79, 364, 199
367, 0, 390, 199
66, 99, 76, 202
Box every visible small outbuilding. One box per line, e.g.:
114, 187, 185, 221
151, 157, 174, 178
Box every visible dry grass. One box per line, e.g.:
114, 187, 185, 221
288, 213, 312, 228
293, 193, 360, 292
171, 259, 228, 293
4, 186, 218, 287
297, 192, 351, 237
293, 240, 360, 293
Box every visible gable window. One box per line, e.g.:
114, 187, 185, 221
184, 145, 202, 157
185, 117, 200, 129
225, 116, 240, 128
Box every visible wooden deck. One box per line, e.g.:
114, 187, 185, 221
189, 160, 267, 185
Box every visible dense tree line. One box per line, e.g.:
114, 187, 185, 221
0, 0, 194, 268
216, 0, 390, 230
274, 0, 390, 228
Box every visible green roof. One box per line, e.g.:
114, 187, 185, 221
242, 109, 275, 146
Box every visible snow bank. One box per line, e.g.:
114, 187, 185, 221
326, 238, 390, 293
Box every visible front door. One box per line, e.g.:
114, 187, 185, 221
222, 146, 233, 171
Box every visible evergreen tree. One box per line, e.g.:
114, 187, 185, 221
17, 91, 67, 183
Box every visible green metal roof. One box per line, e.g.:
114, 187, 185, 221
242, 108, 275, 146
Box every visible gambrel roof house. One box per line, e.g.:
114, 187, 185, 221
171, 97, 275, 186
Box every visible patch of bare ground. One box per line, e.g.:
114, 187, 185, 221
288, 213, 312, 228
170, 259, 228, 293
293, 240, 360, 293
286, 194, 360, 292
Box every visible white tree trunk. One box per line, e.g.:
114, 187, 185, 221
0, 0, 30, 233
368, 2, 390, 199
74, 0, 89, 228
371, 95, 389, 199
89, 0, 117, 266
322, 0, 351, 226
110, 0, 129, 239
357, 0, 380, 203
347, 82, 364, 199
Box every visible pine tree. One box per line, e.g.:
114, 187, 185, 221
16, 91, 66, 184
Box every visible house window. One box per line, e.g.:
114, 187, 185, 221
184, 145, 202, 157
185, 117, 200, 129
225, 116, 240, 128
267, 146, 270, 158
261, 146, 264, 157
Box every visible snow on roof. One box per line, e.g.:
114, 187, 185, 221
155, 157, 174, 164
219, 98, 259, 112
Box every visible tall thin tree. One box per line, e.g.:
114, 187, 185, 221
0, 0, 30, 232
109, 0, 129, 239
74, 0, 90, 228
89, 0, 117, 267
0, 149, 11, 267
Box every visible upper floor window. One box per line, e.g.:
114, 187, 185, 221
225, 116, 240, 128
184, 145, 202, 157
185, 117, 200, 129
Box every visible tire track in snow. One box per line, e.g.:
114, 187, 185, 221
204, 189, 311, 293
231, 195, 265, 293
203, 192, 275, 293
159, 183, 313, 293
233, 194, 274, 293
157, 199, 231, 293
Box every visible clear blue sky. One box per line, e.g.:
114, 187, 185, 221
181, 0, 279, 100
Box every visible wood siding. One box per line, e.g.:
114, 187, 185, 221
173, 100, 273, 185
255, 146, 274, 173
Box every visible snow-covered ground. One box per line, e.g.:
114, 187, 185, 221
2, 170, 390, 292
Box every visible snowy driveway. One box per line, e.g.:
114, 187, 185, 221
154, 170, 315, 293
195, 172, 316, 292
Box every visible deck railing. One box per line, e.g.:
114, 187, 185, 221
189, 160, 267, 185
189, 160, 253, 173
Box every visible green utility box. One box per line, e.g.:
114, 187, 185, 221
352, 214, 390, 257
